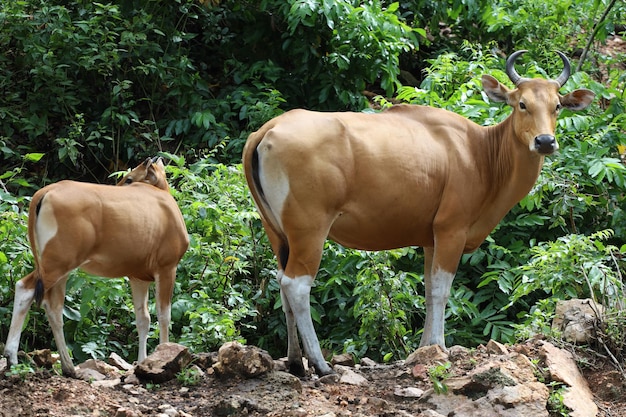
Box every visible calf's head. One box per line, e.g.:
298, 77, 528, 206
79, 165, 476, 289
118, 156, 170, 190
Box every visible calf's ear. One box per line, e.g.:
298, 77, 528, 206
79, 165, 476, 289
561, 89, 595, 111
481, 75, 511, 103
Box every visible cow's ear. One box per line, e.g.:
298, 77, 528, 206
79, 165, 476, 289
560, 89, 595, 111
482, 75, 511, 103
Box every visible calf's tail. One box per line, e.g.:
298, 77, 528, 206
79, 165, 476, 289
29, 191, 47, 306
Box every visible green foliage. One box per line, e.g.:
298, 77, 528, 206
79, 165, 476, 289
166, 161, 264, 353
0, 0, 419, 185
285, 0, 422, 107
547, 383, 572, 417
4, 363, 35, 381
428, 362, 452, 394
482, 0, 583, 52
176, 365, 203, 386
312, 246, 424, 361
511, 230, 621, 304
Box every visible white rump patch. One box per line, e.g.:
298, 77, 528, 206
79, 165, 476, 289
35, 200, 59, 257
258, 152, 290, 232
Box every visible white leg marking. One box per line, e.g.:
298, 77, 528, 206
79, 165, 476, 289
281, 273, 333, 375
421, 268, 455, 348
130, 279, 151, 363
278, 270, 303, 372
4, 280, 35, 365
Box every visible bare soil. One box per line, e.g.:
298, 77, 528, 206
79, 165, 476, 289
0, 340, 624, 417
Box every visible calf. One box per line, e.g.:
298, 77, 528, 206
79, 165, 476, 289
4, 157, 189, 377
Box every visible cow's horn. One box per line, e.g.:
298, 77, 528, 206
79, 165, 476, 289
505, 50, 527, 86
554, 51, 571, 87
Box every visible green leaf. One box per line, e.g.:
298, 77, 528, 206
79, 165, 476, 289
24, 153, 45, 162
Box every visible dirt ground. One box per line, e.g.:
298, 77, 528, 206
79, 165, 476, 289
0, 339, 625, 417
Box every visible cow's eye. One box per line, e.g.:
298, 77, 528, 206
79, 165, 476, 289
519, 102, 526, 110
124, 178, 133, 184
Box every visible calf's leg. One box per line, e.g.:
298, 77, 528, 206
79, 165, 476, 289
155, 269, 175, 345
129, 278, 151, 363
41, 275, 75, 377
4, 273, 38, 367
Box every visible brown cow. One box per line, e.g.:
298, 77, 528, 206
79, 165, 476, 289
4, 157, 189, 377
242, 51, 595, 376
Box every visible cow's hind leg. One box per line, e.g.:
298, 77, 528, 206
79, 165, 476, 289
279, 268, 306, 376
4, 272, 38, 367
129, 278, 151, 363
280, 231, 334, 376
262, 222, 308, 375
41, 274, 75, 377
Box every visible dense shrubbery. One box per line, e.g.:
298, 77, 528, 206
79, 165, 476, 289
1, 0, 626, 365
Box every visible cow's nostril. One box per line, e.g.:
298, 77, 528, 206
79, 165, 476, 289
534, 135, 557, 154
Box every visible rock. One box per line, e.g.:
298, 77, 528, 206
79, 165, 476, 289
447, 345, 470, 361
540, 341, 598, 417
338, 368, 368, 386
552, 298, 603, 343
158, 404, 178, 416
264, 371, 303, 393
109, 352, 134, 371
135, 342, 193, 383
213, 341, 274, 378
30, 349, 58, 368
331, 353, 354, 366
123, 369, 141, 385
79, 358, 121, 377
214, 395, 249, 416
424, 352, 550, 417
485, 339, 509, 355
114, 407, 141, 417
193, 352, 218, 370
418, 410, 446, 417
75, 368, 106, 382
360, 357, 378, 367
405, 345, 448, 366
317, 373, 340, 385
411, 363, 428, 380
92, 378, 122, 388
394, 386, 424, 399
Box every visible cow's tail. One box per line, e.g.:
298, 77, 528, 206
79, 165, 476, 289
242, 127, 290, 270
28, 190, 46, 306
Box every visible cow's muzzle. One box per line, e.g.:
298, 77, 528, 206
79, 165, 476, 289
534, 134, 558, 154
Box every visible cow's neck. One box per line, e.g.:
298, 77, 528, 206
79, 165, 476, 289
469, 117, 545, 238
485, 116, 544, 198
